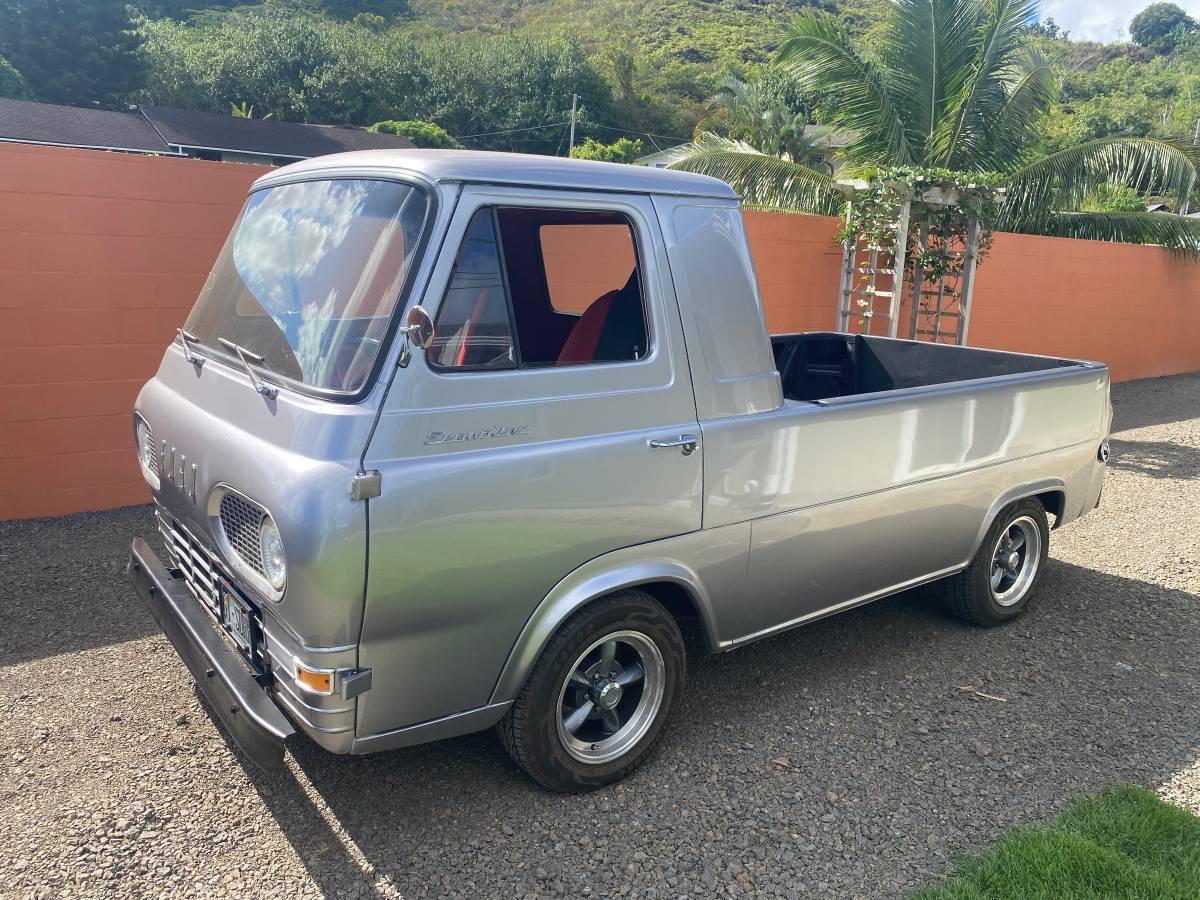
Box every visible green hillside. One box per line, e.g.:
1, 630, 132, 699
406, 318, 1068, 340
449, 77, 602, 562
2, 0, 1199, 162
403, 0, 883, 137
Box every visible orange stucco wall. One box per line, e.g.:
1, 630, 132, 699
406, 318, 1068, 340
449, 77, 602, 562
0, 143, 262, 520
967, 230, 1200, 382
743, 209, 1200, 382
2, 145, 1198, 520
539, 223, 636, 313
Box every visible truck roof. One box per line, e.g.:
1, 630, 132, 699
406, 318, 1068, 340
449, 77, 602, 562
253, 148, 738, 200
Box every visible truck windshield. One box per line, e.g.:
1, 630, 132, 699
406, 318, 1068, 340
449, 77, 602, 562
183, 178, 428, 394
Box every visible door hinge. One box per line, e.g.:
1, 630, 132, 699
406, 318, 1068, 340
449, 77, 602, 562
350, 470, 382, 501
340, 668, 372, 700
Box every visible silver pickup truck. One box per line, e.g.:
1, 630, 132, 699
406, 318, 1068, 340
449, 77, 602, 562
127, 150, 1111, 792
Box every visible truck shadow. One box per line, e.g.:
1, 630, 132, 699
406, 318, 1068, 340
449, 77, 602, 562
1110, 370, 1200, 433
239, 560, 1200, 898
0, 504, 161, 667
1108, 438, 1200, 480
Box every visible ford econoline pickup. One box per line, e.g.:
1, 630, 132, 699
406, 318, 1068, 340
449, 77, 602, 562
127, 150, 1111, 792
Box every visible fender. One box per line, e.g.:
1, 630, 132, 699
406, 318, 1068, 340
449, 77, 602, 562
488, 523, 752, 705
967, 477, 1066, 562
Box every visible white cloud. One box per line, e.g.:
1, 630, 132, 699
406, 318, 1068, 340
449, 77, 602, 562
1039, 0, 1200, 43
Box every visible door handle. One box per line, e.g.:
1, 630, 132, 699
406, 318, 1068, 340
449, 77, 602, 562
648, 434, 700, 456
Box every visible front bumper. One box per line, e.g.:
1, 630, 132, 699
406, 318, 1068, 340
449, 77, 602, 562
126, 537, 295, 771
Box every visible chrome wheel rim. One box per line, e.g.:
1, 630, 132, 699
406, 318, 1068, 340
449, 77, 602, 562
555, 630, 665, 765
990, 516, 1041, 606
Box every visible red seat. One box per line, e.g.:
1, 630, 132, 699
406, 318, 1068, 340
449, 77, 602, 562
557, 290, 619, 365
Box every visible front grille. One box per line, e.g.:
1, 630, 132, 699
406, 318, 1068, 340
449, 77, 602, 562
219, 492, 267, 578
156, 505, 270, 675
156, 509, 220, 615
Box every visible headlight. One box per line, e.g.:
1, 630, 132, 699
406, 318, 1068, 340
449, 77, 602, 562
259, 516, 287, 590
134, 415, 160, 490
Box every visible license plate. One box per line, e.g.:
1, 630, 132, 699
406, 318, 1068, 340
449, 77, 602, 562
220, 580, 254, 653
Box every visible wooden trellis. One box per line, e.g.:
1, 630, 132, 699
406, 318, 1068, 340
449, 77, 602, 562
836, 183, 981, 346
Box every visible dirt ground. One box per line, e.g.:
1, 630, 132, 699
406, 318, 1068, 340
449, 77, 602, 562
2, 371, 1198, 899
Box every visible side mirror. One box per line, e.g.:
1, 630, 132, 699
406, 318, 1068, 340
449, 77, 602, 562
398, 305, 434, 368
403, 305, 435, 349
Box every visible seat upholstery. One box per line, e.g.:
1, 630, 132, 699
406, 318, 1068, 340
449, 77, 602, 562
556, 270, 645, 366
557, 290, 619, 365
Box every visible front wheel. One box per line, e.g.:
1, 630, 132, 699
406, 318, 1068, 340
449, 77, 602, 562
934, 498, 1050, 627
497, 590, 686, 793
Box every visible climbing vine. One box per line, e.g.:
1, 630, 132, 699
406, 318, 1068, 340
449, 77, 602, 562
836, 167, 1002, 282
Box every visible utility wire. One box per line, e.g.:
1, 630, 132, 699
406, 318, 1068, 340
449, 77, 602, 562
561, 92, 694, 144
554, 119, 571, 157
584, 121, 693, 145
450, 106, 692, 152
453, 121, 570, 140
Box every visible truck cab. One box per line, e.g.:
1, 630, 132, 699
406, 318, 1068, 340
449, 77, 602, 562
128, 150, 1109, 792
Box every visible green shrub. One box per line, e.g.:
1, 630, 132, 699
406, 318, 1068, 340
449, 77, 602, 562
570, 136, 644, 164
369, 119, 461, 148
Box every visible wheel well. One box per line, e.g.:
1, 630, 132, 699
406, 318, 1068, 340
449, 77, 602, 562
631, 580, 714, 654
1034, 489, 1065, 526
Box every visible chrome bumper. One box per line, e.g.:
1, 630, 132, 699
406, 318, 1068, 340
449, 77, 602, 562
152, 506, 360, 752
126, 537, 295, 771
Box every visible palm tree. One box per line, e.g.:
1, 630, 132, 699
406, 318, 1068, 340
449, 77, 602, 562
667, 0, 1200, 248
703, 75, 833, 169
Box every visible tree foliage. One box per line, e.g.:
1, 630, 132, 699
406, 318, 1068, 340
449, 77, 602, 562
569, 136, 644, 163
1130, 3, 1196, 53
698, 75, 831, 167
0, 54, 30, 100
416, 34, 613, 153
1081, 183, 1149, 212
140, 9, 615, 153
370, 119, 461, 147
667, 0, 1200, 250
1035, 35, 1200, 156
0, 0, 146, 108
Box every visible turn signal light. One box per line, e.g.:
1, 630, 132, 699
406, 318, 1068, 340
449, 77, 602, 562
294, 662, 333, 695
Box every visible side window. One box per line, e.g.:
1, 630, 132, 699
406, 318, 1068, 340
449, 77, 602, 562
429, 209, 516, 370
431, 205, 650, 372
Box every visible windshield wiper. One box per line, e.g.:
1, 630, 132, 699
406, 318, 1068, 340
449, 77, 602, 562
176, 328, 206, 367
218, 337, 280, 400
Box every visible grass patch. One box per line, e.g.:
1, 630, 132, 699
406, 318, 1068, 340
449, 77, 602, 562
914, 786, 1200, 899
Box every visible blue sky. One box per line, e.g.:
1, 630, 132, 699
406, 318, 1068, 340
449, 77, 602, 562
1040, 0, 1200, 42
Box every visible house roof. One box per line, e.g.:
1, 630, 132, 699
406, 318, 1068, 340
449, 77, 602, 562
138, 105, 414, 158
0, 98, 172, 153
255, 148, 738, 200
0, 97, 416, 160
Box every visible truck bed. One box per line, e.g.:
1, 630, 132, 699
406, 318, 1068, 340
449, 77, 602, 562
771, 332, 1083, 403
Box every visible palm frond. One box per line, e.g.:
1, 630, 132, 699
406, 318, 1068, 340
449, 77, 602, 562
1023, 211, 1200, 252
984, 45, 1055, 172
776, 11, 913, 165
708, 75, 752, 112
885, 0, 985, 158
999, 138, 1200, 230
931, 0, 1040, 169
663, 133, 845, 215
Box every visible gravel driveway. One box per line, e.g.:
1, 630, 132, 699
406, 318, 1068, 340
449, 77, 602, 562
3, 372, 1199, 899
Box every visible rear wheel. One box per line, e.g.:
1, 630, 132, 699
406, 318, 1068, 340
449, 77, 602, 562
497, 590, 685, 793
934, 498, 1050, 626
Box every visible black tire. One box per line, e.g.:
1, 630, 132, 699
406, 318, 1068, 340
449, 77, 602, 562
933, 498, 1050, 627
497, 589, 686, 793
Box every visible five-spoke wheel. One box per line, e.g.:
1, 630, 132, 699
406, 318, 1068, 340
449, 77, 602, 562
498, 590, 685, 793
990, 515, 1042, 606
556, 631, 665, 764
933, 498, 1050, 626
